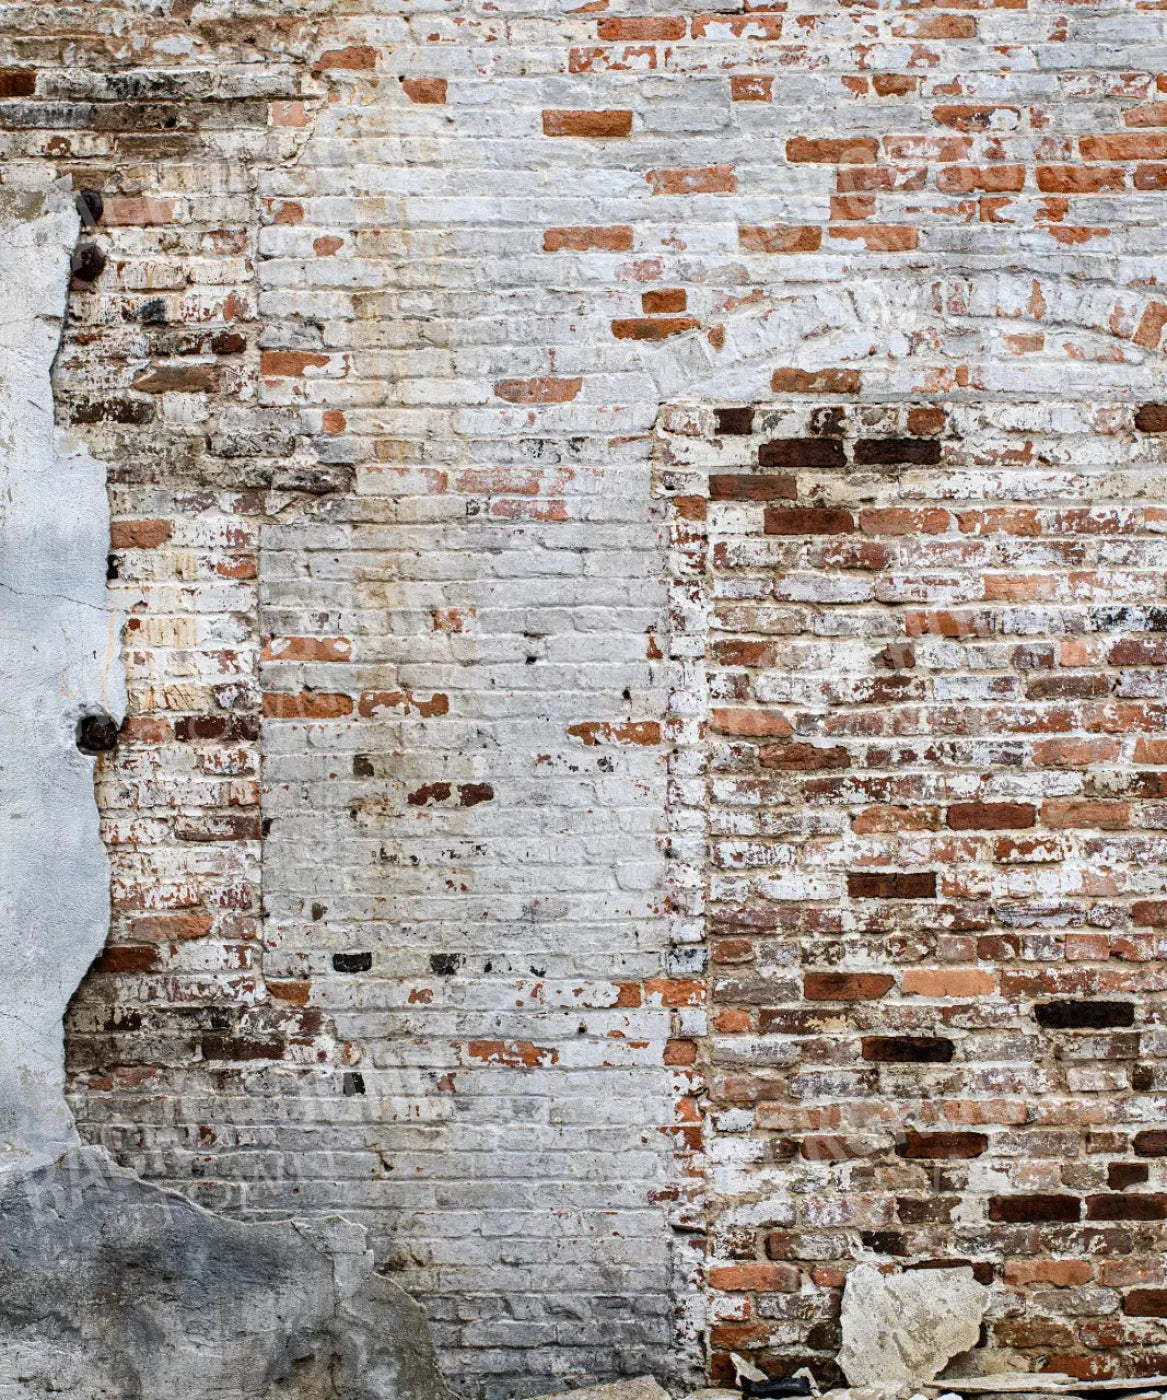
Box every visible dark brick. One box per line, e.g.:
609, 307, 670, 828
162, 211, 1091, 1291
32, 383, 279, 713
1133, 1130, 1167, 1156
1026, 674, 1110, 700
862, 1036, 954, 1063
847, 871, 936, 899
853, 438, 942, 466
804, 972, 895, 1001
0, 69, 35, 98
860, 1231, 906, 1255
947, 801, 1036, 830
332, 952, 373, 973
173, 714, 259, 743
1086, 1193, 1167, 1221
70, 397, 155, 425
200, 1034, 284, 1061
988, 1194, 1081, 1223
897, 1196, 957, 1224
1109, 1162, 1150, 1189
1135, 404, 1167, 432
709, 473, 796, 500
92, 946, 160, 974
764, 507, 854, 535
1035, 1000, 1135, 1030
898, 1131, 988, 1159
1125, 1289, 1167, 1317
758, 438, 846, 469
714, 406, 754, 435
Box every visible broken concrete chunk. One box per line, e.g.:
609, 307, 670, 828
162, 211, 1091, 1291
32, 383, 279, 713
838, 1265, 988, 1386
536, 1377, 672, 1400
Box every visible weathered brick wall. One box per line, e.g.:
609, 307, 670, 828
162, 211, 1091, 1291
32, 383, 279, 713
657, 391, 1167, 1387
2, 0, 1165, 1391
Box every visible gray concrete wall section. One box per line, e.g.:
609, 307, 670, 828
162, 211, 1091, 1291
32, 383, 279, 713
0, 174, 126, 1168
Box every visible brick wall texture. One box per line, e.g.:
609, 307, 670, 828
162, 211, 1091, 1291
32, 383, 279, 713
4, 0, 1167, 1392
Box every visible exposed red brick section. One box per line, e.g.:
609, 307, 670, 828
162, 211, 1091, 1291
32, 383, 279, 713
647, 165, 736, 195
657, 399, 1167, 1387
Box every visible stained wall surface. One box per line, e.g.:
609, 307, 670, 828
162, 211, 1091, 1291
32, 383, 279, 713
0, 0, 1164, 1393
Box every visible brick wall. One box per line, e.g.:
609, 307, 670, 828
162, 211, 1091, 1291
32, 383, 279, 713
1, 0, 1164, 1390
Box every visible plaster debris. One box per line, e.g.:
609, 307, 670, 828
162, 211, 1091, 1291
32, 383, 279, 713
838, 1266, 988, 1387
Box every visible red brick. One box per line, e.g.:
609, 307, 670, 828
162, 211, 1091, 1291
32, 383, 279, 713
596, 16, 685, 39
494, 377, 582, 403
786, 136, 879, 163
828, 224, 919, 252
647, 166, 736, 195
770, 368, 861, 394
400, 77, 446, 103
110, 519, 172, 549
313, 46, 377, 71
263, 692, 354, 720
707, 1263, 798, 1292
543, 225, 633, 252
730, 75, 773, 103
902, 969, 997, 998
543, 109, 633, 138
259, 350, 331, 377
739, 224, 822, 253
611, 317, 699, 340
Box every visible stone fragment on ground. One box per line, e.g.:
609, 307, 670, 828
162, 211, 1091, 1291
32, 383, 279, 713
838, 1265, 988, 1386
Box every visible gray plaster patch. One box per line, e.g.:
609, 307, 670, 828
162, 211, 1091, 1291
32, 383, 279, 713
0, 172, 126, 1168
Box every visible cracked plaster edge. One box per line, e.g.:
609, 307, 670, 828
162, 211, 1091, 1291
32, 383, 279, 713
0, 168, 128, 1173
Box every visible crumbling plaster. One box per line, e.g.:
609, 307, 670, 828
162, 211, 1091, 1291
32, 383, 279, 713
0, 173, 126, 1169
